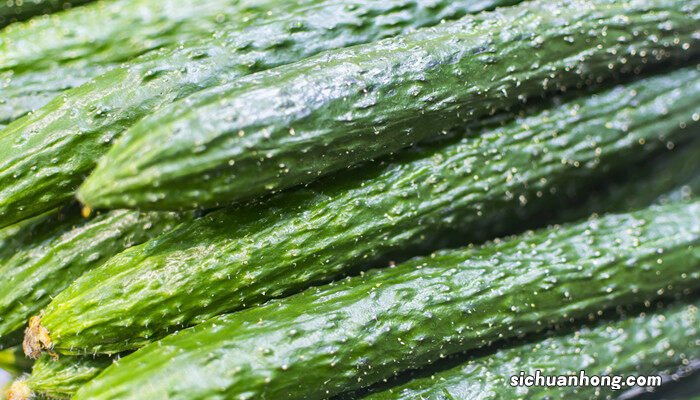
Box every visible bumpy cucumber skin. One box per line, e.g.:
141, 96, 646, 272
73, 202, 700, 399
0, 208, 183, 349
0, 0, 93, 28
39, 66, 700, 354
0, 64, 109, 125
79, 0, 700, 211
0, 0, 281, 124
560, 137, 700, 219
0, 0, 274, 74
16, 145, 700, 400
361, 300, 700, 400
26, 355, 112, 399
0, 0, 523, 229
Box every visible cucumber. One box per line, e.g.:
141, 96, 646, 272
69, 202, 700, 399
1, 0, 270, 74
360, 299, 700, 400
0, 0, 94, 28
32, 66, 700, 355
78, 0, 700, 211
560, 137, 700, 220
11, 142, 700, 399
0, 0, 521, 75
0, 0, 524, 228
0, 55, 109, 126
0, 205, 185, 352
9, 143, 699, 400
6, 355, 111, 400
0, 0, 279, 124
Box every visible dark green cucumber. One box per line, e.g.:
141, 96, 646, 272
0, 63, 111, 126
569, 138, 700, 216
11, 144, 700, 399
6, 355, 111, 400
0, 0, 524, 228
34, 66, 700, 355
0, 0, 94, 28
69, 202, 700, 399
0, 0, 273, 75
0, 206, 184, 352
79, 0, 700, 211
0, 0, 282, 124
361, 299, 700, 400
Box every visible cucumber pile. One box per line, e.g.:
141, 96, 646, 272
0, 0, 698, 399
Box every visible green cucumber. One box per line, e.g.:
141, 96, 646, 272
11, 141, 700, 400
1, 0, 269, 74
567, 138, 700, 218
34, 66, 700, 355
0, 206, 184, 352
0, 0, 281, 124
0, 0, 94, 28
0, 0, 246, 124
10, 143, 700, 400
69, 202, 700, 399
0, 0, 524, 227
6, 355, 111, 400
0, 60, 112, 126
360, 299, 700, 400
78, 0, 700, 211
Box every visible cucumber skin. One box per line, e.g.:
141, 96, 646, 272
563, 137, 700, 218
78, 0, 700, 211
0, 0, 273, 74
14, 144, 700, 400
25, 355, 112, 399
0, 64, 109, 125
39, 66, 700, 355
0, 0, 284, 124
19, 142, 700, 400
0, 0, 523, 229
0, 0, 94, 28
0, 0, 281, 125
361, 300, 700, 400
0, 207, 184, 349
72, 202, 700, 400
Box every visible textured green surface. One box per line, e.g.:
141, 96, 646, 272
0, 206, 184, 349
360, 299, 700, 400
79, 0, 700, 211
25, 355, 112, 399
72, 202, 700, 399
0, 0, 94, 28
38, 66, 700, 355
0, 0, 523, 229
0, 0, 295, 125
563, 137, 700, 219
0, 0, 271, 75
11, 143, 699, 400
0, 64, 110, 126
